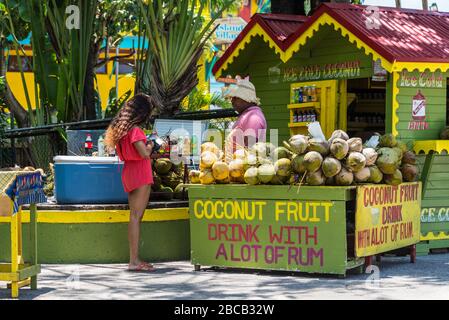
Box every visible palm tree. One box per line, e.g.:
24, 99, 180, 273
136, 0, 233, 117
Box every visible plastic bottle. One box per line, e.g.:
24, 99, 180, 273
98, 135, 105, 157
85, 134, 93, 156
192, 135, 198, 156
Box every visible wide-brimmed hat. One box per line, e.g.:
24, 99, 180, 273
225, 79, 260, 105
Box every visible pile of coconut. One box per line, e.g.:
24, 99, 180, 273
286, 130, 418, 186
189, 131, 418, 187
189, 141, 296, 185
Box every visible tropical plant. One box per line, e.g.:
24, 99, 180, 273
104, 87, 132, 118
84, 0, 140, 119
182, 86, 231, 112
0, 0, 31, 127
136, 0, 234, 117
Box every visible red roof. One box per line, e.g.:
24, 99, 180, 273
213, 3, 449, 75
296, 3, 449, 63
212, 13, 308, 74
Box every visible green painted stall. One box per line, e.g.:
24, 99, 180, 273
213, 3, 449, 254
189, 185, 364, 276
188, 183, 421, 276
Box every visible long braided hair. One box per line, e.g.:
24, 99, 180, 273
104, 93, 157, 149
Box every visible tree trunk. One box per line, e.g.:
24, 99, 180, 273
395, 0, 401, 8
83, 39, 102, 120
422, 0, 428, 10
0, 45, 29, 128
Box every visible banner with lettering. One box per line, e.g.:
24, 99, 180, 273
355, 182, 421, 257
189, 196, 348, 275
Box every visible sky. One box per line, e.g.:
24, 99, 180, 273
364, 0, 449, 12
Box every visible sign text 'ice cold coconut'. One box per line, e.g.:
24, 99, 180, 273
193, 199, 335, 269
355, 183, 421, 257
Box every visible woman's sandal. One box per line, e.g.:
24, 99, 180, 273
128, 262, 156, 272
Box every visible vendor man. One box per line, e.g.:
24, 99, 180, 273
225, 78, 267, 156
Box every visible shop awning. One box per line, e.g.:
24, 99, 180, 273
213, 3, 449, 77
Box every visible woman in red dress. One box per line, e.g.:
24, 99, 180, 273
105, 94, 157, 272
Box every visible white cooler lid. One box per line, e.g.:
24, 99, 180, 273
53, 156, 124, 164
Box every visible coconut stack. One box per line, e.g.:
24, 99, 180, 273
152, 157, 184, 192
194, 133, 418, 187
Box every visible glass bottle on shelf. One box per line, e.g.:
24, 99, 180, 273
303, 87, 309, 103
298, 87, 303, 103
293, 110, 298, 123
298, 110, 304, 122
310, 85, 317, 102
311, 110, 316, 122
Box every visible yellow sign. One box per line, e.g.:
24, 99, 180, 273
355, 182, 421, 257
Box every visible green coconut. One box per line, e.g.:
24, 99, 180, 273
335, 167, 354, 186
329, 129, 349, 143
376, 147, 400, 174
154, 158, 173, 175
152, 175, 162, 191
258, 164, 276, 184
285, 135, 308, 154
396, 140, 408, 153
392, 147, 404, 161
250, 142, 270, 158
379, 134, 397, 148
368, 165, 383, 184
325, 176, 336, 186
362, 148, 378, 166
274, 158, 292, 177
272, 147, 292, 160
303, 151, 323, 173
307, 138, 330, 156
243, 154, 258, 171
160, 186, 174, 193
291, 154, 306, 174
402, 164, 418, 182
270, 174, 289, 185
174, 184, 185, 193
346, 152, 366, 172
322, 157, 342, 178
244, 167, 259, 185
384, 169, 403, 186
347, 138, 363, 153
330, 138, 349, 160
354, 167, 371, 183
288, 174, 299, 185
257, 157, 273, 166
402, 151, 417, 165
306, 170, 325, 186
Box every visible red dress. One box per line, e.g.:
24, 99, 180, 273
116, 127, 154, 193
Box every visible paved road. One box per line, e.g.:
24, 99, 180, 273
1, 253, 448, 300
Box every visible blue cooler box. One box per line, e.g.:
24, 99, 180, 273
54, 156, 128, 204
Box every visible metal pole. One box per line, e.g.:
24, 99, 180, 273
10, 111, 16, 165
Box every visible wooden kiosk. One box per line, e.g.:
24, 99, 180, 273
212, 3, 449, 255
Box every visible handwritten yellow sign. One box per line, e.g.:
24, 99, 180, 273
355, 182, 421, 257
